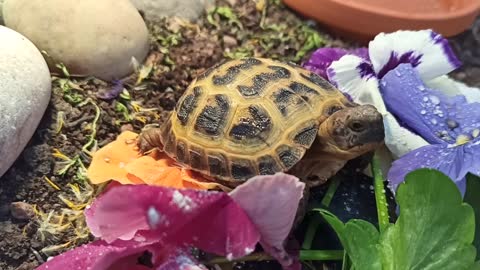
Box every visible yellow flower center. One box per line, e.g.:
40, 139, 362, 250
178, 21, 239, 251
456, 134, 471, 146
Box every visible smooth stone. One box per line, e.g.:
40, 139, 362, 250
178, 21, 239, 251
0, 26, 51, 178
131, 0, 215, 22
3, 0, 150, 81
10, 202, 35, 220
0, 0, 4, 25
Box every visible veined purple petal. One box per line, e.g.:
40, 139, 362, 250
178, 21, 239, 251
327, 55, 387, 114
369, 30, 461, 80
376, 51, 422, 79
429, 30, 462, 72
302, 47, 368, 79
387, 142, 480, 196
381, 64, 480, 145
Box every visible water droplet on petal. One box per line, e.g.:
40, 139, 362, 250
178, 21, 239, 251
423, 97, 429, 102
472, 129, 480, 138
446, 119, 458, 129
429, 95, 440, 105
430, 118, 438, 125
417, 85, 426, 91
420, 110, 426, 115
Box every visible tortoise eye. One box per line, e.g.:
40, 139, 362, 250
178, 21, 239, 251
349, 121, 366, 132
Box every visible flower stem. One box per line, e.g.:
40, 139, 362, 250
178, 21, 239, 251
320, 175, 342, 207
302, 176, 342, 250
206, 250, 344, 265
371, 152, 390, 233
300, 250, 344, 261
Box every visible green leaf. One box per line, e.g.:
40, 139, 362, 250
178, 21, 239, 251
319, 209, 382, 270
316, 168, 477, 270
465, 174, 480, 259
381, 169, 476, 270
471, 261, 480, 270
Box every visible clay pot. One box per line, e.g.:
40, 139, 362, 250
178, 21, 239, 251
283, 0, 480, 43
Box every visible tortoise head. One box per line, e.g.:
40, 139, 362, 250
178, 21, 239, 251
318, 104, 384, 158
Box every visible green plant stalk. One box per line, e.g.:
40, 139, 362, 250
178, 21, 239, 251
302, 176, 342, 250
207, 250, 344, 264
371, 152, 390, 233
300, 250, 344, 261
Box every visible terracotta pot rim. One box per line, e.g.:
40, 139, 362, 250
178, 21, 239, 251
329, 0, 480, 21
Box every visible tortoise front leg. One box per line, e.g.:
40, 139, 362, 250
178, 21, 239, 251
137, 127, 164, 154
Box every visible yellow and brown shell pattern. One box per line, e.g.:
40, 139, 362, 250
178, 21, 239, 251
160, 58, 353, 182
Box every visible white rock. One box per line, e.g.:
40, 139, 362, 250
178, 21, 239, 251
0, 26, 51, 178
131, 0, 215, 22
0, 0, 4, 25
3, 0, 150, 81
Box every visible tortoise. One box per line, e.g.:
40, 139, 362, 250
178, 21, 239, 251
137, 57, 385, 187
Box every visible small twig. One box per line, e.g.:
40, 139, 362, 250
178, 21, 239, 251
78, 98, 101, 155
371, 152, 390, 233
31, 248, 45, 264
64, 115, 95, 129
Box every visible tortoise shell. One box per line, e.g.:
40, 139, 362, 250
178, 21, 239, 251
160, 57, 353, 182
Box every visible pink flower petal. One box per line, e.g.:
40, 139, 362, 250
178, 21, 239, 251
229, 173, 305, 269
36, 240, 157, 270
156, 249, 208, 270
85, 184, 260, 259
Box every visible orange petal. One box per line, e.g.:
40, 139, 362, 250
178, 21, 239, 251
87, 131, 142, 185
125, 156, 184, 189
87, 131, 231, 191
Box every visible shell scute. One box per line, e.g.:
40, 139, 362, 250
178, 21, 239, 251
193, 94, 231, 137
228, 104, 273, 143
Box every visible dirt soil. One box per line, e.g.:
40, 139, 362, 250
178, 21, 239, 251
0, 0, 478, 269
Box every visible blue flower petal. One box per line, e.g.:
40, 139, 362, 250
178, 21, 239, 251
380, 64, 454, 144
302, 47, 368, 79
387, 142, 480, 196
381, 64, 480, 145
369, 30, 461, 80
447, 102, 480, 141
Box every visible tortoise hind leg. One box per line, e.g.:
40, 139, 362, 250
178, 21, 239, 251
137, 127, 164, 154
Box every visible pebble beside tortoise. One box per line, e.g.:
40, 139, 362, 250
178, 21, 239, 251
137, 57, 385, 186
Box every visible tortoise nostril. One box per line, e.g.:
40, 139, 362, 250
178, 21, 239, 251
350, 121, 366, 132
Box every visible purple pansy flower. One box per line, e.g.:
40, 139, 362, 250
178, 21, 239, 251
302, 29, 480, 195
303, 47, 369, 79
382, 64, 480, 195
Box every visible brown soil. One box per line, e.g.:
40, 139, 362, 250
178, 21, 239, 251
0, 0, 478, 268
